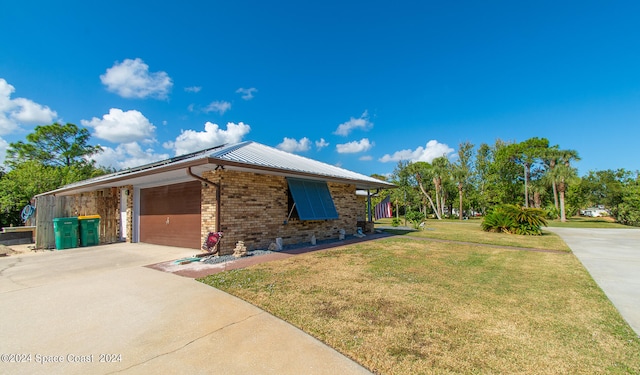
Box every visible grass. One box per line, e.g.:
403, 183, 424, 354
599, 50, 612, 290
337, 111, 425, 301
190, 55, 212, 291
199, 234, 640, 374
546, 216, 632, 228
376, 218, 571, 252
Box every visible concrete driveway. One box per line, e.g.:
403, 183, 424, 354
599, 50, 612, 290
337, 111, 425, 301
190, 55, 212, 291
546, 227, 640, 336
0, 243, 371, 375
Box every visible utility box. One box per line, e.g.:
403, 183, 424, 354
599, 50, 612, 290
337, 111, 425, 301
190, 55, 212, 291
78, 215, 100, 247
53, 217, 79, 250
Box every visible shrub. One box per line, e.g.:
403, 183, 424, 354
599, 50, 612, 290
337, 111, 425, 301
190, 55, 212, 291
545, 206, 559, 220
391, 217, 401, 227
481, 210, 516, 233
613, 202, 640, 227
405, 210, 426, 230
482, 204, 548, 235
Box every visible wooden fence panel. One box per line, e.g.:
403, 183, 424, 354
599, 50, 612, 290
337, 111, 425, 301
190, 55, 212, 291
35, 195, 71, 249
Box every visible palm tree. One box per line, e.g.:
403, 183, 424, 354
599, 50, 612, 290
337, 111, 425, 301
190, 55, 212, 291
550, 164, 575, 221
549, 149, 580, 222
507, 138, 549, 208
452, 142, 474, 220
431, 156, 449, 218
541, 146, 561, 209
410, 162, 441, 220
528, 179, 547, 209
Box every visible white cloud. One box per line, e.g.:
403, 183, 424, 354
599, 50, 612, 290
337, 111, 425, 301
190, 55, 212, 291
204, 101, 231, 115
91, 142, 169, 170
164, 121, 251, 156
336, 138, 373, 154
277, 137, 311, 153
334, 110, 373, 136
81, 108, 156, 143
236, 87, 257, 100
315, 138, 329, 150
359, 155, 373, 161
10, 98, 58, 124
100, 58, 173, 99
184, 86, 201, 93
0, 137, 8, 165
0, 78, 58, 135
379, 140, 454, 163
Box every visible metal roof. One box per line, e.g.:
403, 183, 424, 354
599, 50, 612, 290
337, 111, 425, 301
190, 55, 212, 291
208, 141, 394, 187
39, 141, 395, 196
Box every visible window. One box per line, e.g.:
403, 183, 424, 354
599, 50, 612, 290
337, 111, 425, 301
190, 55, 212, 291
286, 178, 339, 220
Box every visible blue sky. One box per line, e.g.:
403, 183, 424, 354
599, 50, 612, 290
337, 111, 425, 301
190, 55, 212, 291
1, 1, 639, 177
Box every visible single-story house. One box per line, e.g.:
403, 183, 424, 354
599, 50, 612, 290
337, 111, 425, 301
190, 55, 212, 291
34, 141, 395, 254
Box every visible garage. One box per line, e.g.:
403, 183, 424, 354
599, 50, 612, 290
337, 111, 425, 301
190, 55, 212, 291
140, 181, 202, 249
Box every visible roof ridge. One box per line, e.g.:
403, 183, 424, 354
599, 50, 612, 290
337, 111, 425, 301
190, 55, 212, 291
207, 140, 253, 157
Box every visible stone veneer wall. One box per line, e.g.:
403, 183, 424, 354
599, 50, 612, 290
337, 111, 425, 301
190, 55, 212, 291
64, 186, 133, 244
200, 170, 361, 255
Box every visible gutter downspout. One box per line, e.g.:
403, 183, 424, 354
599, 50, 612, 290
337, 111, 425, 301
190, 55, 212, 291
187, 167, 221, 233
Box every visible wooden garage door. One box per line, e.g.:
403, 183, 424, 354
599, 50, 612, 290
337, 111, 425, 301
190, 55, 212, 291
140, 181, 201, 249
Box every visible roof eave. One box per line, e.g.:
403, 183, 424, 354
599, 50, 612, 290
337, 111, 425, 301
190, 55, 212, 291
36, 157, 213, 197
210, 158, 396, 190
36, 152, 396, 197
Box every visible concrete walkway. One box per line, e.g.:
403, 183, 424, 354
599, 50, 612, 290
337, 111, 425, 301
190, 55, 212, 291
546, 227, 640, 336
0, 243, 372, 375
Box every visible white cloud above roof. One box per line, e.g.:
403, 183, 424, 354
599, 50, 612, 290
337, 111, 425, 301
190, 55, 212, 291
336, 138, 373, 153
315, 138, 329, 150
92, 142, 169, 170
277, 137, 311, 153
164, 121, 251, 156
334, 110, 372, 136
379, 140, 454, 163
100, 58, 173, 99
184, 86, 202, 93
81, 108, 156, 143
0, 78, 58, 135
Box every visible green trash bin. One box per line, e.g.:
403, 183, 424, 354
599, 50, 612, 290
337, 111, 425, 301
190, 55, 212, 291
53, 217, 79, 250
78, 215, 100, 247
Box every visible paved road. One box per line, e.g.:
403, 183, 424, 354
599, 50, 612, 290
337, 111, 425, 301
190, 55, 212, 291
0, 243, 371, 375
546, 227, 640, 336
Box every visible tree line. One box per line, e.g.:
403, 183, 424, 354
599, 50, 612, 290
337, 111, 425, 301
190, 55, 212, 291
2, 125, 639, 229
373, 137, 640, 227
0, 123, 110, 227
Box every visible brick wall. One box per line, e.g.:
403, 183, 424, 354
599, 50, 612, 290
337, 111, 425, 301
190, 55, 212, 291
201, 170, 361, 255
54, 173, 364, 252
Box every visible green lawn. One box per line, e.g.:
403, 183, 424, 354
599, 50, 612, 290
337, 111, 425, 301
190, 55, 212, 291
376, 217, 571, 251
546, 216, 631, 228
199, 222, 640, 374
